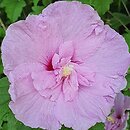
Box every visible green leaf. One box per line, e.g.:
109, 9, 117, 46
79, 0, 92, 5
124, 30, 130, 52
42, 0, 52, 7
0, 77, 10, 128
32, 6, 44, 14
0, 27, 5, 38
80, 0, 113, 15
0, 64, 3, 75
89, 123, 104, 130
32, 0, 39, 6
1, 0, 26, 22
110, 13, 130, 30
0, 77, 9, 88
123, 90, 130, 96
125, 74, 130, 90
126, 112, 130, 130
91, 0, 113, 15
60, 125, 72, 130
0, 102, 10, 128
32, 0, 44, 14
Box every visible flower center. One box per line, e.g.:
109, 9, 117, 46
62, 65, 73, 77
107, 116, 115, 123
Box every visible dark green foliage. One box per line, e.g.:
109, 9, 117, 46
0, 0, 130, 130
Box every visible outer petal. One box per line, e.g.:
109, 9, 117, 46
73, 22, 105, 62
55, 94, 95, 130
92, 74, 126, 96
84, 25, 130, 76
2, 15, 63, 75
9, 92, 61, 130
55, 88, 113, 130
8, 63, 43, 101
43, 1, 101, 41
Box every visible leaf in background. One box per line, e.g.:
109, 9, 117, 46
125, 73, 130, 90
91, 0, 113, 15
79, 0, 92, 4
126, 113, 130, 130
0, 77, 10, 104
124, 30, 130, 52
0, 0, 26, 22
89, 123, 104, 130
0, 77, 10, 128
110, 13, 130, 30
42, 0, 52, 7
32, 6, 44, 14
32, 0, 39, 6
0, 27, 5, 39
0, 64, 3, 75
123, 69, 130, 96
80, 0, 112, 15
32, 0, 44, 14
60, 125, 72, 130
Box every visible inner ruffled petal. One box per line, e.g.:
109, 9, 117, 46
31, 71, 56, 91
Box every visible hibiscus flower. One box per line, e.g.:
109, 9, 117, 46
105, 92, 130, 130
1, 1, 130, 130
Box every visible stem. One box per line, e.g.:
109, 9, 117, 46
121, 0, 130, 17
0, 18, 6, 31
108, 11, 129, 31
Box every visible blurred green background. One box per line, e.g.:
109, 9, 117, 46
0, 0, 130, 130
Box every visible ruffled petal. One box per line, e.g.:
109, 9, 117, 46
8, 63, 43, 101
43, 1, 101, 41
2, 15, 63, 75
84, 25, 130, 76
55, 94, 93, 130
10, 92, 61, 130
31, 71, 56, 91
62, 71, 78, 101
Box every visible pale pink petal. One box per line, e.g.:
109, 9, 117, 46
114, 93, 125, 116
1, 15, 63, 75
55, 90, 113, 130
54, 94, 93, 130
59, 41, 74, 58
72, 22, 105, 62
62, 71, 78, 101
8, 63, 43, 83
75, 65, 95, 86
77, 88, 114, 122
84, 25, 130, 76
9, 75, 35, 102
86, 74, 126, 96
31, 71, 56, 91
10, 92, 61, 130
52, 53, 60, 69
43, 1, 101, 41
39, 86, 61, 101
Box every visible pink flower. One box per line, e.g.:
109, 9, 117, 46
105, 93, 130, 130
1, 1, 130, 130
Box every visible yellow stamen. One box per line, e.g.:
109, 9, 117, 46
62, 65, 73, 77
107, 116, 115, 123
